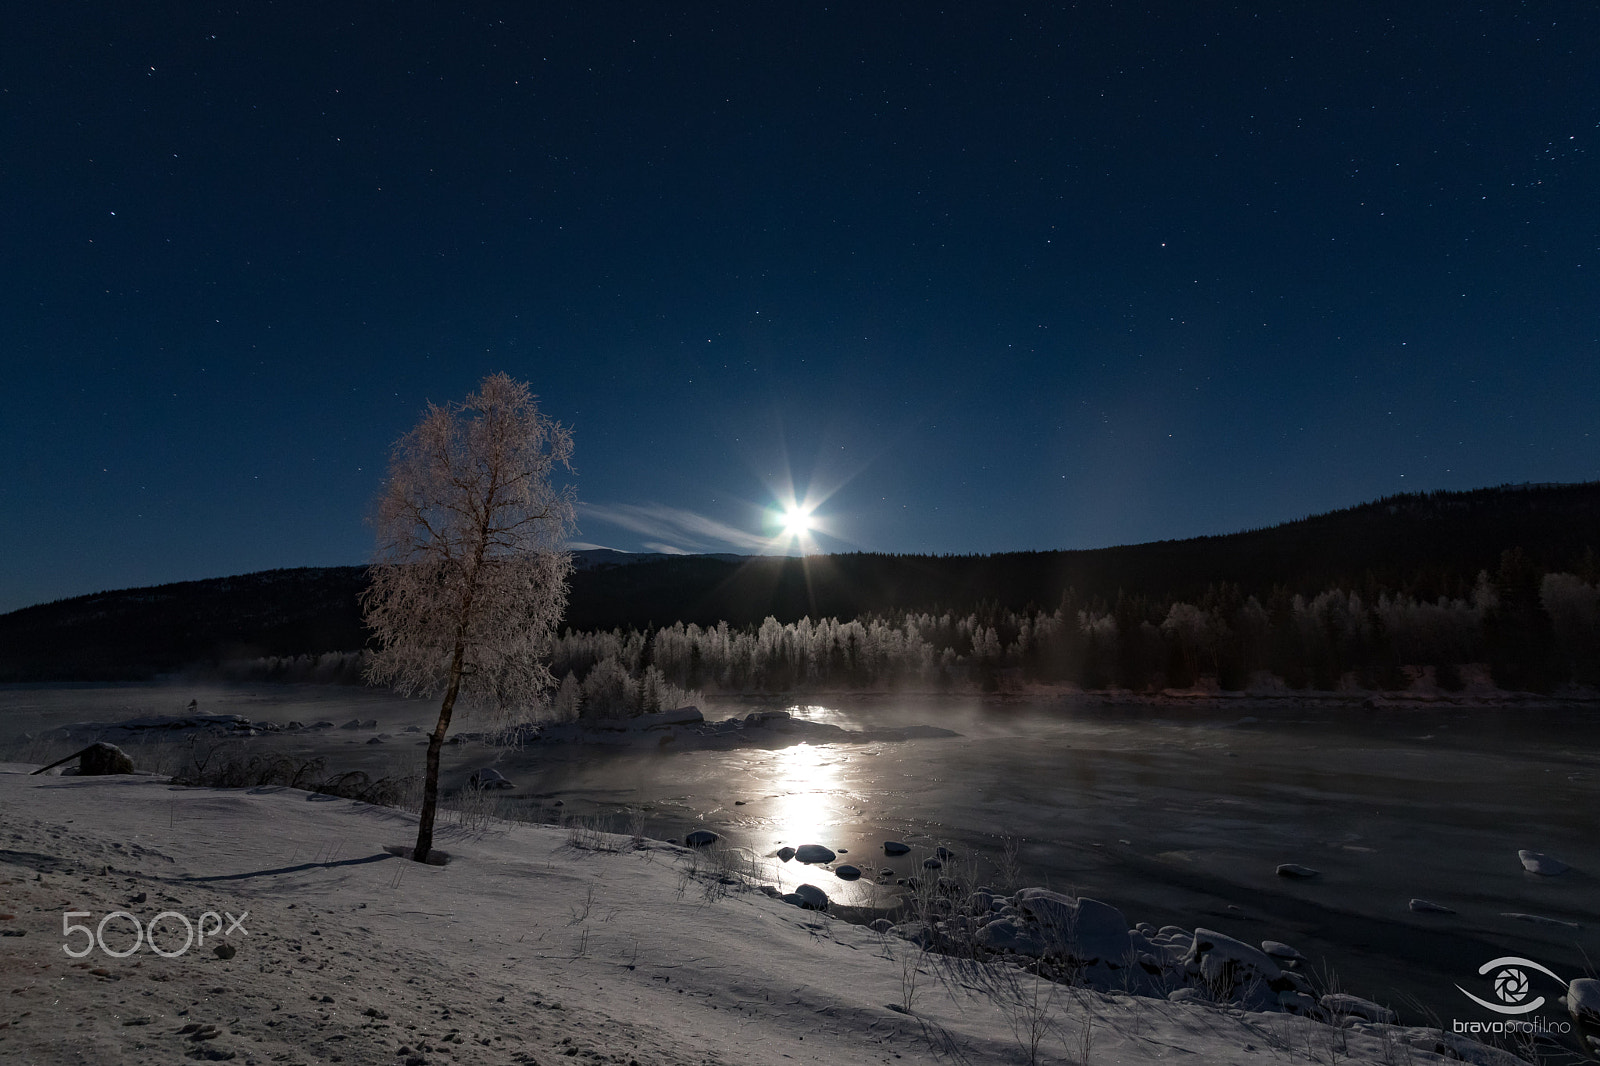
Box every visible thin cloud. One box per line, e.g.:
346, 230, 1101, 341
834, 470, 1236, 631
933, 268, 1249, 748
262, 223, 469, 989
642, 541, 693, 555
581, 502, 772, 552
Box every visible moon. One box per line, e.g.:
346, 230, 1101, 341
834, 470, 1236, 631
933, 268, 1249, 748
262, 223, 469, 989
781, 507, 813, 538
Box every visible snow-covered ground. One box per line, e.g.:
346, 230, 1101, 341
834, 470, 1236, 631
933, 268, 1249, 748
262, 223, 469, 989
0, 767, 1550, 1066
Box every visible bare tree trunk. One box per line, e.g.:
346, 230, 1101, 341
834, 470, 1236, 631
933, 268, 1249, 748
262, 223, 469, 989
413, 644, 465, 864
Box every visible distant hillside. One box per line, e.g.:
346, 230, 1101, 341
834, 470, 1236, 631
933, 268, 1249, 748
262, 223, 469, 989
2, 482, 1596, 681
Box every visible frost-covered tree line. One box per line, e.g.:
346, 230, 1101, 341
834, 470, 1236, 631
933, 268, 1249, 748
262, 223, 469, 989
537, 557, 1599, 711
227, 551, 1598, 706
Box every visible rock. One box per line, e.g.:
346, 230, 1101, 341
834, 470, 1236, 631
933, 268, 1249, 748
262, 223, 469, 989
1183, 928, 1284, 1009
1570, 978, 1600, 1057
1321, 993, 1396, 1024
1167, 987, 1205, 1003
684, 830, 719, 848
1519, 850, 1570, 876
759, 884, 779, 897
834, 864, 862, 881
79, 743, 135, 776
974, 915, 1049, 957
744, 708, 792, 726
1276, 863, 1320, 879
214, 943, 237, 960
340, 719, 363, 729
795, 844, 836, 864
1012, 890, 1133, 966
935, 846, 955, 859
776, 847, 796, 862
1278, 990, 1318, 1014
361, 719, 377, 728
285, 721, 305, 730
366, 736, 385, 744
892, 921, 935, 949
1409, 898, 1456, 914
403, 725, 422, 733
1261, 940, 1304, 963
922, 857, 943, 869
792, 883, 829, 910
311, 721, 334, 729
466, 767, 514, 790
966, 890, 997, 914
883, 841, 911, 855
1283, 971, 1313, 994
1501, 912, 1582, 930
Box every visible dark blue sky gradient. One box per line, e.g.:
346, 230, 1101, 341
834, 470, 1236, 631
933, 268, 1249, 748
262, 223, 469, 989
3, 4, 1597, 611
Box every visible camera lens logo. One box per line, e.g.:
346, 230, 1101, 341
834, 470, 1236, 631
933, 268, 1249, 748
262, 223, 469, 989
1493, 968, 1529, 1005
1458, 956, 1563, 1015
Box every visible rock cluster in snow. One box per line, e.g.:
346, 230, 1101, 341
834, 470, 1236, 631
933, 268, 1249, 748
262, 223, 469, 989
872, 884, 1402, 1025
46, 712, 285, 742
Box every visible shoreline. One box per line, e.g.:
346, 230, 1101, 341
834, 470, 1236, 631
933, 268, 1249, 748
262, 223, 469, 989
0, 768, 1547, 1066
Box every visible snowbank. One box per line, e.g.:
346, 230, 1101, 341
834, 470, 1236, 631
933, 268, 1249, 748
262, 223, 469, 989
0, 768, 1524, 1065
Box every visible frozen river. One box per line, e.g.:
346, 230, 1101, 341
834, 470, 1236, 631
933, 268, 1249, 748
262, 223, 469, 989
4, 682, 1596, 1025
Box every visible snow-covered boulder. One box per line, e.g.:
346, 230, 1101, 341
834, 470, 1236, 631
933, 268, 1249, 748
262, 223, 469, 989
795, 844, 835, 864
1276, 863, 1320, 879
1261, 940, 1304, 963
1320, 993, 1396, 1024
974, 916, 1049, 957
1409, 898, 1456, 913
466, 767, 513, 790
1012, 890, 1133, 967
1570, 978, 1600, 1056
1278, 990, 1317, 1014
1518, 849, 1570, 876
79, 742, 134, 776
1183, 928, 1285, 1009
965, 890, 997, 915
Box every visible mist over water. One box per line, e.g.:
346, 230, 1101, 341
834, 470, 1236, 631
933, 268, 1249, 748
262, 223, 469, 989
510, 696, 1600, 1023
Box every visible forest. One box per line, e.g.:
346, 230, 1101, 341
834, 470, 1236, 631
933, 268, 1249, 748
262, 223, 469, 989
5, 483, 1597, 700
235, 545, 1599, 715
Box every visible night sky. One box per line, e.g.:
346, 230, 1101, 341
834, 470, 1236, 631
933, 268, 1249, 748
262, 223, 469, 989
4, 4, 1597, 613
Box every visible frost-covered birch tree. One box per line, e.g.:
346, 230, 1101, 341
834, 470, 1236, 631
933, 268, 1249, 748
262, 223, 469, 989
362, 373, 575, 864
